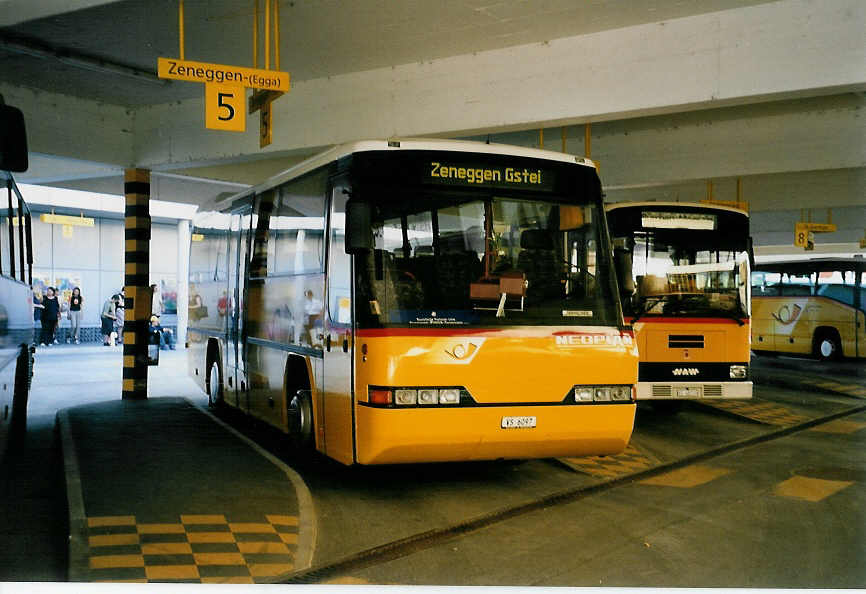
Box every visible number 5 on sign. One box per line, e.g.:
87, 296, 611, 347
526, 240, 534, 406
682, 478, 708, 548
205, 83, 245, 132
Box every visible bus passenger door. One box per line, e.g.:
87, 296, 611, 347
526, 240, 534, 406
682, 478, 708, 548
227, 207, 252, 409
322, 185, 355, 464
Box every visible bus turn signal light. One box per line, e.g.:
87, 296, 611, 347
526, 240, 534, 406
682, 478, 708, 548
369, 389, 393, 405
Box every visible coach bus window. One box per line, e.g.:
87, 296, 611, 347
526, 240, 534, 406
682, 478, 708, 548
816, 269, 857, 308
246, 172, 327, 347
271, 173, 327, 276
357, 195, 616, 328
189, 211, 230, 330
780, 272, 814, 296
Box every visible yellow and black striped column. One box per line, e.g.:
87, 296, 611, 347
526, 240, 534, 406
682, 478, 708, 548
123, 169, 151, 400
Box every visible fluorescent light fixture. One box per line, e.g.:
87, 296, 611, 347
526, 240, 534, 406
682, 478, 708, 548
40, 213, 94, 227
642, 211, 717, 230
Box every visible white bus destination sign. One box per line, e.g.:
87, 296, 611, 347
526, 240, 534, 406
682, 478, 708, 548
427, 161, 554, 190
158, 58, 290, 92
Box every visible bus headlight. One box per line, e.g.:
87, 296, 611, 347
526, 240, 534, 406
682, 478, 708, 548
439, 389, 460, 404
574, 387, 594, 402
594, 387, 611, 401
572, 385, 634, 404
729, 365, 747, 379
610, 386, 632, 401
368, 386, 467, 407
418, 389, 438, 405
394, 389, 417, 406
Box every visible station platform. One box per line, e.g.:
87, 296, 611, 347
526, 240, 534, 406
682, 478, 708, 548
57, 397, 315, 584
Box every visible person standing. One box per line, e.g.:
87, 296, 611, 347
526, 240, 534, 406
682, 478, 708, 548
114, 287, 125, 345
151, 283, 164, 317
40, 287, 61, 347
67, 287, 84, 344
101, 294, 117, 346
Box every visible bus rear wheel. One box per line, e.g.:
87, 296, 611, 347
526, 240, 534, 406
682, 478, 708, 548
813, 330, 842, 361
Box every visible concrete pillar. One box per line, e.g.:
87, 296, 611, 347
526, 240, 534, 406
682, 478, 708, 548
122, 168, 150, 400
177, 219, 190, 346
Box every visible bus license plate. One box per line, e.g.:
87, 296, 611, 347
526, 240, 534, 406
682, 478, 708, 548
501, 416, 537, 429
674, 386, 701, 398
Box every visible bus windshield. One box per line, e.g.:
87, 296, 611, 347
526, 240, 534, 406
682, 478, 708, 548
608, 207, 750, 320
355, 193, 618, 328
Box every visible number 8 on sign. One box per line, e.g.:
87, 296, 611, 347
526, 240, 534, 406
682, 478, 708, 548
205, 83, 246, 132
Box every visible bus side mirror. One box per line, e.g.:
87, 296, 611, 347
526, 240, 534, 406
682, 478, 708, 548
345, 199, 373, 254
613, 247, 635, 296
0, 100, 28, 172
748, 236, 755, 269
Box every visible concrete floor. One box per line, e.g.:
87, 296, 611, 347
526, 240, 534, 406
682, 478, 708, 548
2, 346, 864, 587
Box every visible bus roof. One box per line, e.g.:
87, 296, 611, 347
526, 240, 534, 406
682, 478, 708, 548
212, 138, 597, 212
754, 257, 866, 273
605, 200, 749, 217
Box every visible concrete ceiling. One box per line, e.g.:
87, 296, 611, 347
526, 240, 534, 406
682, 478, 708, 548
1, 0, 776, 107
1, 0, 864, 253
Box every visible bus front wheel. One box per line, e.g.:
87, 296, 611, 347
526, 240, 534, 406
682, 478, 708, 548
813, 330, 842, 361
10, 346, 32, 446
207, 360, 223, 408
287, 390, 314, 451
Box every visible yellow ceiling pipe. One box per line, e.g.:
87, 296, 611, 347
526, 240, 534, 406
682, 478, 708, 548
178, 0, 185, 60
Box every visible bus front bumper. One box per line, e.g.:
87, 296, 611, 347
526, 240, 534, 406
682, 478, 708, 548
636, 381, 753, 400
354, 402, 636, 465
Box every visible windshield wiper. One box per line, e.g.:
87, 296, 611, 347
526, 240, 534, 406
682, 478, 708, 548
630, 296, 666, 323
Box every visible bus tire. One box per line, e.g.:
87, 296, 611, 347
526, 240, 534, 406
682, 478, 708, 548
10, 346, 31, 446
207, 359, 223, 409
287, 390, 315, 451
813, 329, 842, 361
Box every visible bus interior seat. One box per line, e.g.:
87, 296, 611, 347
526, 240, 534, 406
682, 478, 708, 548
517, 229, 559, 300
638, 274, 669, 296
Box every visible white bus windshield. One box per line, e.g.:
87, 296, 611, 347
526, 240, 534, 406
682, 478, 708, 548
356, 193, 618, 328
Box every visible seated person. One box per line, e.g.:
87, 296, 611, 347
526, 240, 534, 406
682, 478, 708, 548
150, 314, 176, 350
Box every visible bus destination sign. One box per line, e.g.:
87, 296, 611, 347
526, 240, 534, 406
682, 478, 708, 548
427, 161, 555, 191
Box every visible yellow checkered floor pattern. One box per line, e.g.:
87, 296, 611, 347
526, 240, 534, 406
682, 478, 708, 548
86, 514, 298, 583
559, 444, 658, 479
802, 379, 866, 399
699, 400, 810, 426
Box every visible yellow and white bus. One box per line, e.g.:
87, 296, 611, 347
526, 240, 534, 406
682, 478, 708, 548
188, 139, 637, 465
605, 202, 753, 402
751, 257, 866, 360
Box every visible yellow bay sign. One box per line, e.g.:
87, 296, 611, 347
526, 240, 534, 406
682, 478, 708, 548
158, 58, 289, 133
158, 58, 289, 91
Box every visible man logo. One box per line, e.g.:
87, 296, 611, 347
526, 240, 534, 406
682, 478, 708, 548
672, 368, 700, 376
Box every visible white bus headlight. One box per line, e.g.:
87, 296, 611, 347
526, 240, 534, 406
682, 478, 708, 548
572, 385, 634, 403
394, 389, 417, 406
439, 388, 460, 404
594, 387, 612, 401
730, 365, 747, 379
574, 387, 594, 402
418, 389, 439, 405
610, 386, 631, 401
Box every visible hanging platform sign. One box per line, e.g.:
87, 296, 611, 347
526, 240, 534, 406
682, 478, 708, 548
205, 83, 246, 132
158, 58, 289, 91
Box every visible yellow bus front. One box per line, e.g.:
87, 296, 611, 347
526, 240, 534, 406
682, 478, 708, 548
354, 328, 637, 464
